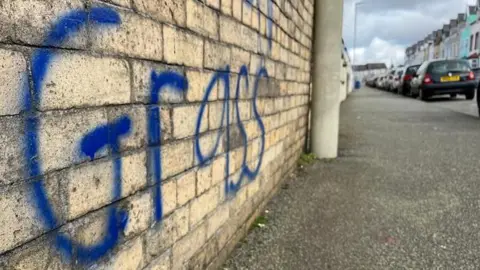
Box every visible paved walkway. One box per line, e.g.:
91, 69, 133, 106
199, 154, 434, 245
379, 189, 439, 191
224, 87, 480, 269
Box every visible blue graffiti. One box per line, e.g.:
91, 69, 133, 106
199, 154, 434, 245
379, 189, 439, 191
244, 0, 273, 54
194, 65, 266, 195
24, 5, 269, 264
24, 7, 124, 262
148, 71, 188, 221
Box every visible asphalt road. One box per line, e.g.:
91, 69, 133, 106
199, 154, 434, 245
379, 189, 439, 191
224, 87, 480, 269
431, 94, 478, 118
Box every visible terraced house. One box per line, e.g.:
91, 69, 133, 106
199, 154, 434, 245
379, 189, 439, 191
405, 1, 480, 68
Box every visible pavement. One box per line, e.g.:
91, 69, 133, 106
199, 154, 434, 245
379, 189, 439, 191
223, 87, 480, 269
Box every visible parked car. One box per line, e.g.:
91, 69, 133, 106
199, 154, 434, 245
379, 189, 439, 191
376, 76, 386, 89
393, 64, 420, 95
410, 59, 476, 100
386, 68, 402, 92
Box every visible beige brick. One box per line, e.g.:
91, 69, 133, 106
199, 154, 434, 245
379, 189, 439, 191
107, 105, 147, 151
195, 131, 225, 166
249, 53, 262, 74
39, 53, 130, 110
259, 13, 266, 35
247, 173, 261, 198
131, 60, 185, 104
258, 0, 267, 14
3, 235, 70, 270
91, 9, 163, 60
197, 166, 213, 195
242, 1, 252, 26
231, 47, 250, 72
187, 0, 218, 39
271, 41, 281, 60
172, 223, 207, 269
174, 205, 190, 238
101, 0, 131, 8
162, 139, 194, 179
172, 104, 207, 139
145, 249, 172, 270
211, 155, 226, 185
232, 0, 242, 20
204, 41, 231, 69
265, 59, 275, 77
177, 170, 196, 206
2, 0, 85, 46
220, 16, 255, 52
96, 237, 144, 270
275, 62, 286, 80
206, 0, 220, 9
0, 49, 26, 116
124, 191, 152, 237
164, 25, 203, 68
0, 116, 24, 186
39, 109, 107, 173
206, 203, 229, 238
162, 179, 177, 216
233, 100, 251, 122
0, 181, 58, 254
186, 69, 218, 102
146, 213, 177, 258
208, 101, 226, 130
221, 0, 232, 15
134, 0, 185, 25
189, 187, 219, 226
215, 217, 236, 251
186, 236, 217, 270
66, 152, 147, 220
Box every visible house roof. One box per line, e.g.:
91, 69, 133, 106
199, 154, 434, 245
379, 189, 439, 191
352, 65, 367, 71
352, 63, 387, 71
366, 63, 388, 70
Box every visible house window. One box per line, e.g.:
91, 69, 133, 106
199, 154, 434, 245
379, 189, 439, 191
471, 35, 474, 51
476, 32, 479, 50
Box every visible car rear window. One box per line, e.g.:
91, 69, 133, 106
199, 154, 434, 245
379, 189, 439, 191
429, 60, 470, 74
406, 66, 419, 75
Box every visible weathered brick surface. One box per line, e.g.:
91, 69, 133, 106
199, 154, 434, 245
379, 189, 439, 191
39, 53, 130, 110
91, 8, 163, 60
164, 25, 204, 67
0, 49, 26, 116
0, 0, 314, 267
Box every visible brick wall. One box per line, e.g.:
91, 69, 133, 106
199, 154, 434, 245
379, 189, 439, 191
0, 0, 313, 269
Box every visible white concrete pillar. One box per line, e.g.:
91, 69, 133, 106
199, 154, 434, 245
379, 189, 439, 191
310, 0, 344, 158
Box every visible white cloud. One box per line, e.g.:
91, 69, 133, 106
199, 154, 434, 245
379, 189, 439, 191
342, 0, 475, 65
349, 37, 405, 66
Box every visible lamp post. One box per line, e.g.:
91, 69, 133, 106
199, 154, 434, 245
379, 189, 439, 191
352, 1, 373, 67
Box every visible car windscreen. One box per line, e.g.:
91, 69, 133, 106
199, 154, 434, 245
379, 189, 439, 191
406, 66, 419, 75
428, 61, 470, 74
396, 70, 403, 76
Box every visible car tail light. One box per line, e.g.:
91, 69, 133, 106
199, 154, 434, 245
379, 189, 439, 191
423, 74, 432, 84
468, 71, 475, 80
403, 74, 412, 81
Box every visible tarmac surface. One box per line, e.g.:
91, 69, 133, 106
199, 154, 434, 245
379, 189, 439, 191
224, 87, 480, 269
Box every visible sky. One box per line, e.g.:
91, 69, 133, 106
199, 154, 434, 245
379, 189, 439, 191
343, 0, 477, 66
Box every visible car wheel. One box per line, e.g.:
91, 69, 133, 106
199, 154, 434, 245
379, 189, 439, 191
450, 94, 457, 99
419, 88, 429, 101
411, 87, 418, 98
465, 91, 474, 100
476, 88, 480, 117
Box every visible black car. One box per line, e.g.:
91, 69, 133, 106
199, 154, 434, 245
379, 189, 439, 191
410, 59, 476, 100
395, 64, 420, 95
